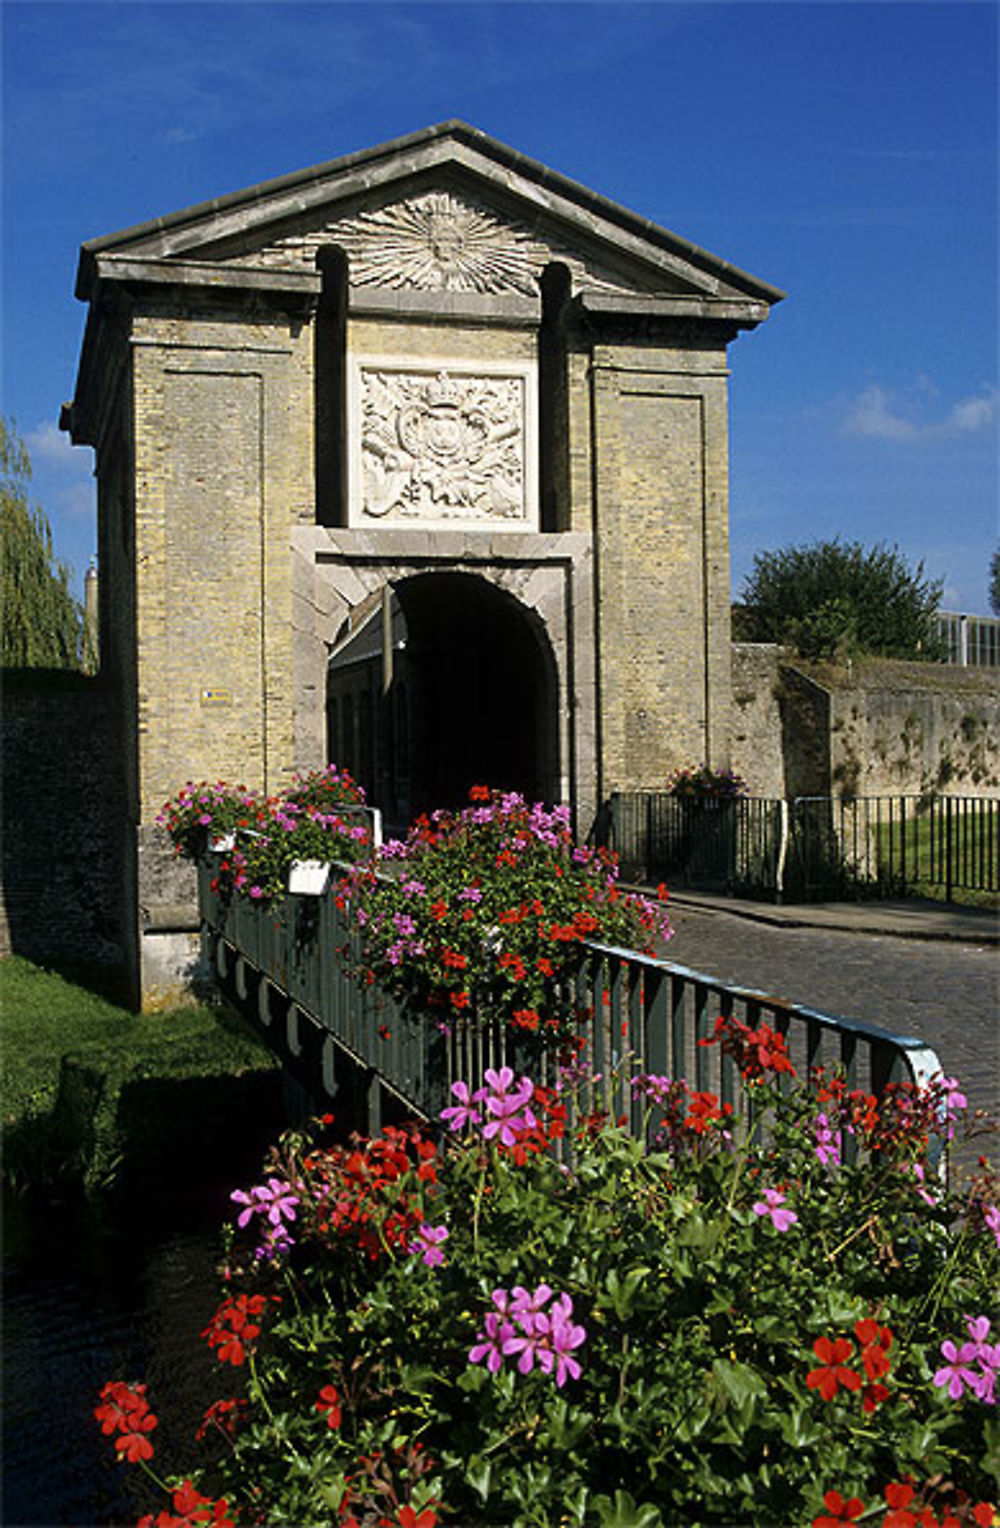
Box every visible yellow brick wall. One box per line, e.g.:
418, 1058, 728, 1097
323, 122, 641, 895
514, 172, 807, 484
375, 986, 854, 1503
131, 309, 312, 816
590, 342, 733, 794
347, 318, 536, 364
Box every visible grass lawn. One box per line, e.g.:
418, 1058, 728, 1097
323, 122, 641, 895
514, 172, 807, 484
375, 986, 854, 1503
1, 957, 281, 1195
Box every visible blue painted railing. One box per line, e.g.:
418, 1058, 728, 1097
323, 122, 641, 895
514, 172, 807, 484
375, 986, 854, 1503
199, 862, 944, 1148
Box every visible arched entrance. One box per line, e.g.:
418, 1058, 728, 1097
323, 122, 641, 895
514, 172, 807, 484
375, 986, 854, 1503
398, 572, 558, 817
326, 571, 560, 826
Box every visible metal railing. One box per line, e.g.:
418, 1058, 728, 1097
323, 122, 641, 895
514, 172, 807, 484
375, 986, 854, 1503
936, 611, 1000, 668
199, 864, 943, 1146
791, 794, 998, 901
604, 792, 999, 901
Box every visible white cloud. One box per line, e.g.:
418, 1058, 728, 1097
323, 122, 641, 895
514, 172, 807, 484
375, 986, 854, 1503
24, 419, 80, 467
54, 480, 96, 523
842, 385, 917, 441
946, 393, 997, 434
840, 383, 998, 443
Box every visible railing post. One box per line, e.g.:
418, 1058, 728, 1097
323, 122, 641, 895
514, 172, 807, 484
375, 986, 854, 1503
946, 795, 954, 903
899, 796, 906, 891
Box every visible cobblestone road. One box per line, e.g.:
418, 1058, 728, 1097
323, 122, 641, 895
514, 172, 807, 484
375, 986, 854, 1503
658, 902, 1000, 1150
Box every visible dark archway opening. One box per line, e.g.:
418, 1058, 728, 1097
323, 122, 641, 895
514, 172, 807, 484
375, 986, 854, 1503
327, 573, 559, 830
399, 572, 558, 818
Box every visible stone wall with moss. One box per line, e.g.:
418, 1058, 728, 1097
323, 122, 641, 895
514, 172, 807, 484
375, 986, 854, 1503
731, 646, 1000, 800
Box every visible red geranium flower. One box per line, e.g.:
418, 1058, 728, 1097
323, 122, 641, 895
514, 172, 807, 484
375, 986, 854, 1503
813, 1491, 865, 1527
316, 1383, 342, 1430
807, 1336, 861, 1401
114, 1412, 157, 1461
393, 1508, 438, 1528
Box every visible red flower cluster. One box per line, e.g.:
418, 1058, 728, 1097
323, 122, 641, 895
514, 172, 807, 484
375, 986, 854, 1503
806, 1319, 893, 1412
815, 1483, 999, 1528
94, 1380, 158, 1462
137, 1479, 236, 1528
883, 1480, 996, 1528
813, 1492, 865, 1527
649, 1078, 734, 1153
814, 1070, 953, 1162
500, 1084, 568, 1165
202, 1293, 277, 1368
303, 1124, 438, 1261
701, 1014, 796, 1081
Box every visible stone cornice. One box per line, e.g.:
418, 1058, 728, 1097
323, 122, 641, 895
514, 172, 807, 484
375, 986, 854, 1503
77, 252, 322, 306
575, 290, 772, 330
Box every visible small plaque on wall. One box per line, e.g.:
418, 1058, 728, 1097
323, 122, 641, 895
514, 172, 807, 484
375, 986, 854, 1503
200, 688, 233, 708
348, 355, 538, 531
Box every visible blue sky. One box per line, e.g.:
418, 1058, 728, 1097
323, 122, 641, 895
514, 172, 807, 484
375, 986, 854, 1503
3, 1, 997, 611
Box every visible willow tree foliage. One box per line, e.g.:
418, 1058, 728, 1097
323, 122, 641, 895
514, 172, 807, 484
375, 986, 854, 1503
734, 539, 945, 661
1, 417, 83, 668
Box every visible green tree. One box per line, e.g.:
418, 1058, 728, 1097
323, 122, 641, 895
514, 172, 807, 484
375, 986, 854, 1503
735, 538, 945, 661
1, 416, 83, 668
989, 547, 1000, 617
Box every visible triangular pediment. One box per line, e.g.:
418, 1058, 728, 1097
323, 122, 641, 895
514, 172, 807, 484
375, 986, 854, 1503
78, 121, 783, 309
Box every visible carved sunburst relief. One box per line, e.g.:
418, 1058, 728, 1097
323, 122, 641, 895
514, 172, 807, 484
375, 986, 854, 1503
334, 192, 541, 294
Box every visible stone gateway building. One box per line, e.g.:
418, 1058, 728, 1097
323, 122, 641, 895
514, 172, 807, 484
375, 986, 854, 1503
61, 122, 783, 1005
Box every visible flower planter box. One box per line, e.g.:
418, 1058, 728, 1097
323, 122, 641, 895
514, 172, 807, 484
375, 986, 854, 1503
288, 860, 331, 895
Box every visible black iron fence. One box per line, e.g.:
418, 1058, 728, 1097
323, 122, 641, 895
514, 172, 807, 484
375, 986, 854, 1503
603, 793, 999, 902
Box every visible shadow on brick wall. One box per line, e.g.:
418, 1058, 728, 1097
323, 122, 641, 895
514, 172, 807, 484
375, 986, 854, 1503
1, 670, 128, 985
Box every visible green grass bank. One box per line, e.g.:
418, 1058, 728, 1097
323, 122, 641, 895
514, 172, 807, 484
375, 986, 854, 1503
1, 957, 283, 1200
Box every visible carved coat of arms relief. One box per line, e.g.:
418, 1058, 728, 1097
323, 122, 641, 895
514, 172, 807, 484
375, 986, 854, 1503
352, 362, 538, 529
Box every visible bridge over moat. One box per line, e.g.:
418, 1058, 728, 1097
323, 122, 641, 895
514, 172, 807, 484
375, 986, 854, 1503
198, 861, 944, 1147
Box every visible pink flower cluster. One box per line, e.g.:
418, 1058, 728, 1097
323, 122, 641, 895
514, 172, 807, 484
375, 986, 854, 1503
752, 1186, 798, 1232
470, 1284, 586, 1388
231, 1178, 300, 1262
933, 1316, 1000, 1404
408, 1223, 450, 1267
440, 1067, 537, 1147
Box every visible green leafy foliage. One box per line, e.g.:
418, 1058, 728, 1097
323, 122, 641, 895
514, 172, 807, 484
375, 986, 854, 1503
667, 765, 747, 800
735, 538, 946, 661
1, 416, 83, 668
96, 1019, 999, 1526
989, 548, 1000, 618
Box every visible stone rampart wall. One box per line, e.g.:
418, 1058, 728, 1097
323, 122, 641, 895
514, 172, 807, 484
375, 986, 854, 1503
731, 646, 1000, 800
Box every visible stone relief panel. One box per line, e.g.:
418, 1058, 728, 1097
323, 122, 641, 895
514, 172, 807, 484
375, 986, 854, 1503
221, 189, 672, 298
336, 192, 539, 294
348, 358, 538, 530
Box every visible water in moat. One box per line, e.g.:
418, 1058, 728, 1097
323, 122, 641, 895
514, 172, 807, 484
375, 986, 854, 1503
3, 1080, 292, 1528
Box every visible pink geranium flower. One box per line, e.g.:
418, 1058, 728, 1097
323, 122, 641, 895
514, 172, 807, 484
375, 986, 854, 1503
752, 1187, 798, 1232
